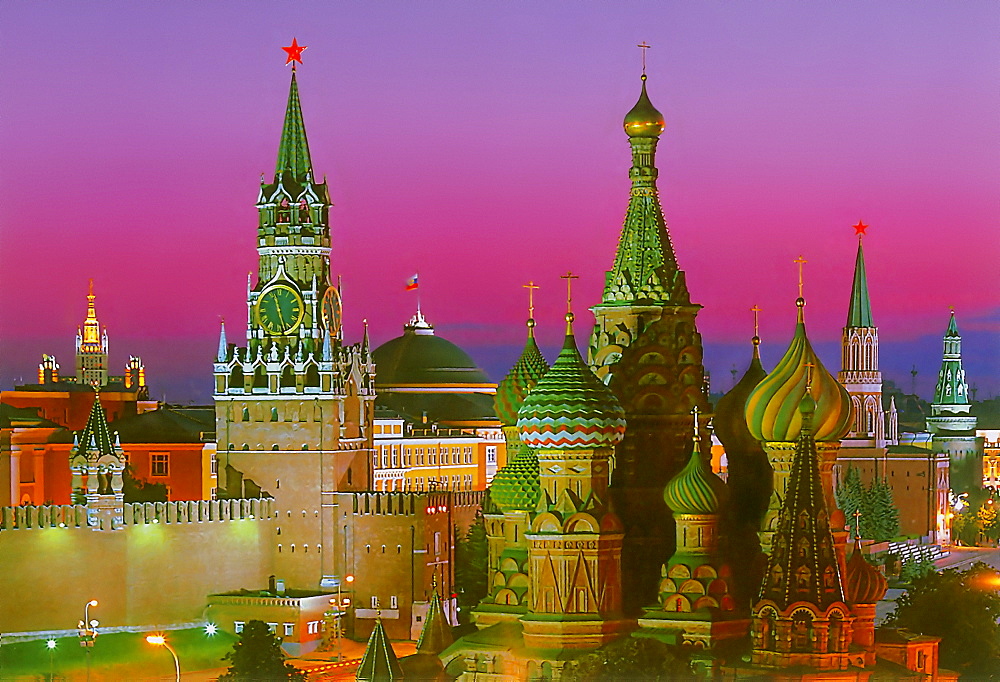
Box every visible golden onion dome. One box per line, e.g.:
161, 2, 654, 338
623, 75, 665, 138
745, 298, 852, 442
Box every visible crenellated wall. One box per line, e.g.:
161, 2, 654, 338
0, 499, 274, 634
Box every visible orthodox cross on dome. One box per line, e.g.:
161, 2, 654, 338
853, 508, 862, 537
560, 271, 579, 315
751, 304, 762, 338
853, 220, 868, 237
793, 255, 808, 299
523, 280, 539, 319
803, 361, 815, 388
691, 405, 701, 441
282, 38, 307, 69
637, 41, 651, 75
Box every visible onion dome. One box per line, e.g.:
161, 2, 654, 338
664, 414, 728, 515
494, 319, 550, 427
845, 539, 888, 604
714, 335, 767, 450
745, 299, 852, 442
623, 75, 665, 138
489, 444, 542, 513
517, 314, 626, 449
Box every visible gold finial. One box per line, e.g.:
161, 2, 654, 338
523, 280, 539, 320
691, 405, 700, 441
560, 271, 579, 319
88, 278, 94, 299
432, 573, 438, 591
637, 41, 651, 77
793, 255, 808, 300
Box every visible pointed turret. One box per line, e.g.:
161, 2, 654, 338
846, 240, 873, 328
76, 280, 109, 385
932, 311, 971, 407
217, 319, 228, 362
275, 71, 313, 182
356, 616, 402, 681
415, 584, 453, 655
78, 392, 116, 457
70, 390, 126, 529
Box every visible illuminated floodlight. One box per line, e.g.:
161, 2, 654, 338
146, 634, 166, 645
46, 639, 57, 650
345, 575, 355, 583
204, 623, 218, 636
88, 600, 98, 607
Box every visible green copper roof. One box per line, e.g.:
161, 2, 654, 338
416, 585, 453, 655
757, 395, 846, 610
745, 300, 852, 443
356, 617, 402, 681
602, 76, 690, 307
517, 316, 626, 449
933, 311, 970, 406
494, 320, 549, 426
77, 393, 116, 456
663, 431, 728, 515
274, 71, 313, 181
846, 240, 874, 328
489, 443, 542, 513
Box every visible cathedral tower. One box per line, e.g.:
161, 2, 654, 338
76, 281, 109, 386
838, 223, 892, 447
213, 45, 375, 589
588, 70, 709, 613
926, 311, 981, 494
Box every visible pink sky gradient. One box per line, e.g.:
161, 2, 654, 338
1, 2, 997, 402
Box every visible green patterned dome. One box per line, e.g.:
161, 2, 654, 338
623, 75, 665, 138
663, 428, 728, 515
517, 315, 626, 449
489, 444, 542, 513
745, 299, 852, 443
494, 319, 550, 427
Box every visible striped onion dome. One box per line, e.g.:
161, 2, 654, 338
663, 426, 728, 515
517, 314, 626, 449
845, 539, 888, 604
494, 319, 550, 427
489, 443, 542, 512
745, 298, 852, 442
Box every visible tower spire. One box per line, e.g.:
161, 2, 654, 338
274, 65, 313, 181
847, 227, 873, 327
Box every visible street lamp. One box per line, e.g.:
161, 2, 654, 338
77, 600, 99, 682
46, 639, 56, 681
335, 574, 354, 662
146, 635, 180, 682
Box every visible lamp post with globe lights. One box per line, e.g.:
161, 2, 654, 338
77, 600, 99, 682
334, 574, 354, 661
45, 639, 56, 681
145, 635, 180, 682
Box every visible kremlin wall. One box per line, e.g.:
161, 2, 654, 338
0, 47, 988, 680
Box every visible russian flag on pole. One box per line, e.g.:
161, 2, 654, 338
405, 273, 419, 291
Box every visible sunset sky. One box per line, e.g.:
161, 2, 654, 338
1, 1, 997, 402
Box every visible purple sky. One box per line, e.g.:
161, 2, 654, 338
1, 2, 997, 403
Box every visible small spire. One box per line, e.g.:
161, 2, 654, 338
560, 271, 579, 333
523, 280, 539, 336
846, 224, 874, 328
322, 328, 333, 361
356, 613, 402, 682
217, 318, 228, 362
691, 405, 700, 442
361, 318, 370, 354
751, 304, 762, 349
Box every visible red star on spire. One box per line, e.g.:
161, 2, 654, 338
852, 220, 868, 236
282, 38, 307, 67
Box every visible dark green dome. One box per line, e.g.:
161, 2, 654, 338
494, 320, 549, 427
663, 431, 728, 515
373, 311, 489, 386
489, 444, 542, 513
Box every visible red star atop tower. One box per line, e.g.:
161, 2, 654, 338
282, 38, 307, 67
853, 220, 868, 236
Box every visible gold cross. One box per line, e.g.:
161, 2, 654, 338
637, 41, 651, 74
803, 361, 815, 389
751, 304, 761, 338
794, 255, 808, 299
560, 272, 579, 314
691, 405, 700, 440
523, 281, 539, 319
853, 508, 862, 537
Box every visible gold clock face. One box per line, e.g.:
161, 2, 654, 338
321, 287, 342, 339
256, 285, 304, 335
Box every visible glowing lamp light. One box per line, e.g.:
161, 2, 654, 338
342, 598, 351, 607
345, 575, 355, 583
46, 639, 57, 650
204, 623, 218, 636
441, 505, 448, 512
88, 600, 98, 607
146, 634, 166, 645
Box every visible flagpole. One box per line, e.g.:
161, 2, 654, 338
416, 271, 421, 317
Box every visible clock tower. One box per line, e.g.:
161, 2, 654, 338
213, 44, 375, 589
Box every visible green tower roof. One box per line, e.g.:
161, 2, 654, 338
933, 310, 971, 406
275, 71, 313, 182
356, 617, 402, 681
494, 319, 550, 427
77, 392, 116, 456
517, 315, 626, 449
757, 394, 846, 611
663, 417, 728, 515
846, 239, 874, 328
415, 584, 453, 655
489, 444, 542, 513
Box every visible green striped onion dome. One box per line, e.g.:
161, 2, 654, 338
517, 316, 626, 449
494, 320, 550, 427
489, 444, 542, 513
745, 299, 852, 442
663, 437, 728, 515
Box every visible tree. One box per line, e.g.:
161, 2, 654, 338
122, 464, 167, 503
866, 478, 900, 542
219, 620, 305, 681
562, 635, 692, 680
886, 562, 1000, 675
453, 511, 488, 625
835, 466, 864, 539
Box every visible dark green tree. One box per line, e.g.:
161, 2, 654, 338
453, 511, 488, 625
219, 620, 305, 681
835, 466, 865, 539
562, 635, 692, 680
886, 562, 1000, 676
122, 464, 168, 503
866, 478, 900, 542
